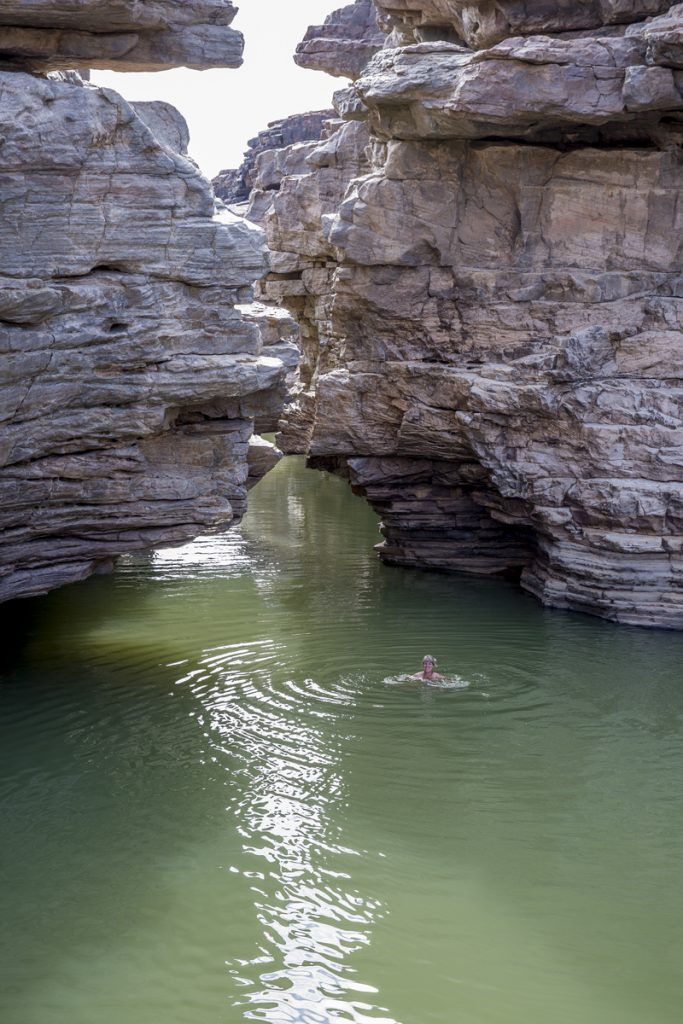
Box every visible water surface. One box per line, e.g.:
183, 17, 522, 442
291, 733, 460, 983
2, 457, 683, 1024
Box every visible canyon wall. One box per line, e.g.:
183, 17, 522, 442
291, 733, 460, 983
258, 0, 683, 628
0, 0, 244, 71
0, 1, 286, 601
214, 111, 335, 206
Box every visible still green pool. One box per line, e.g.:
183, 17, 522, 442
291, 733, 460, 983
2, 457, 683, 1024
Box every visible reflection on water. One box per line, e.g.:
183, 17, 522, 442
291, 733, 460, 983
179, 653, 393, 1024
2, 457, 683, 1024
206, 671, 391, 1024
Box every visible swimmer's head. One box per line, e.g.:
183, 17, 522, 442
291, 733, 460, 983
423, 655, 437, 668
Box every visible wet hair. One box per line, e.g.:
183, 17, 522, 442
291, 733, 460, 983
423, 655, 437, 667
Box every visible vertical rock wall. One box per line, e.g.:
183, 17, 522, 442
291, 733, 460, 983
259, 1, 683, 628
0, 2, 286, 601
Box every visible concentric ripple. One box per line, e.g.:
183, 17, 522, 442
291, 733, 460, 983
2, 457, 683, 1024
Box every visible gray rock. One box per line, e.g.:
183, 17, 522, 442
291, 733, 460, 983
255, 0, 683, 629
295, 0, 386, 80
213, 110, 335, 205
373, 0, 676, 49
0, 67, 285, 603
353, 30, 683, 144
0, 0, 243, 72
132, 101, 190, 154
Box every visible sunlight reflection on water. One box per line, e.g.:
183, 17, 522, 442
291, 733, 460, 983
186, 662, 398, 1024
3, 458, 683, 1024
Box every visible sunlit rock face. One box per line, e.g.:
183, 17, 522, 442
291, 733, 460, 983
0, 12, 285, 601
258, 1, 683, 628
0, 0, 243, 72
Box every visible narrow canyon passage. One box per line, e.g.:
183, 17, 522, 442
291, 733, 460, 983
3, 1, 683, 1021
2, 458, 683, 1024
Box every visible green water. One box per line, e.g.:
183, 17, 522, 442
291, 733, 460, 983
2, 457, 683, 1024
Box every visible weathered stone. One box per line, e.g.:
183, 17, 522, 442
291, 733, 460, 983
295, 0, 386, 80
0, 0, 242, 72
132, 101, 190, 154
256, 1, 683, 628
247, 434, 282, 487
0, 69, 284, 602
638, 3, 683, 67
213, 111, 335, 205
373, 1, 676, 49
354, 31, 683, 144
246, 119, 374, 454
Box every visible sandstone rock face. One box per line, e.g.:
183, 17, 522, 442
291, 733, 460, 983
0, 0, 243, 72
0, 21, 285, 601
213, 111, 335, 206
356, 33, 683, 143
246, 116, 374, 455
260, 1, 683, 628
373, 1, 675, 49
295, 0, 386, 80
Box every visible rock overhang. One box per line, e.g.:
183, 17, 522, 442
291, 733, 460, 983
0, 2, 291, 602
248, 0, 683, 628
0, 0, 244, 72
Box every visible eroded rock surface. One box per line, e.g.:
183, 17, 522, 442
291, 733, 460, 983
0, 0, 243, 72
0, 12, 285, 601
373, 0, 675, 49
295, 0, 386, 79
247, 116, 374, 455
257, 1, 683, 628
213, 111, 335, 205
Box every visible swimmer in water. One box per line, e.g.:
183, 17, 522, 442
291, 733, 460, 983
411, 655, 444, 682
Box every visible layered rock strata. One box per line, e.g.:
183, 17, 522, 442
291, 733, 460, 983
0, 0, 243, 72
259, 1, 683, 628
213, 111, 335, 205
247, 117, 374, 455
295, 0, 386, 79
0, 15, 285, 601
372, 1, 676, 48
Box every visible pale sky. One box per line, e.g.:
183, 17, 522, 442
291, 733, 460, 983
92, 0, 347, 179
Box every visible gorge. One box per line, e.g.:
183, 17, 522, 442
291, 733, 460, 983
3, 6, 683, 1024
3, 0, 683, 628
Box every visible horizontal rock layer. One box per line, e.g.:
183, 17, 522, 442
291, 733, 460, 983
0, 70, 284, 601
0, 0, 242, 71
256, 1, 683, 628
213, 110, 335, 206
373, 0, 676, 49
355, 31, 683, 144
295, 0, 386, 79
